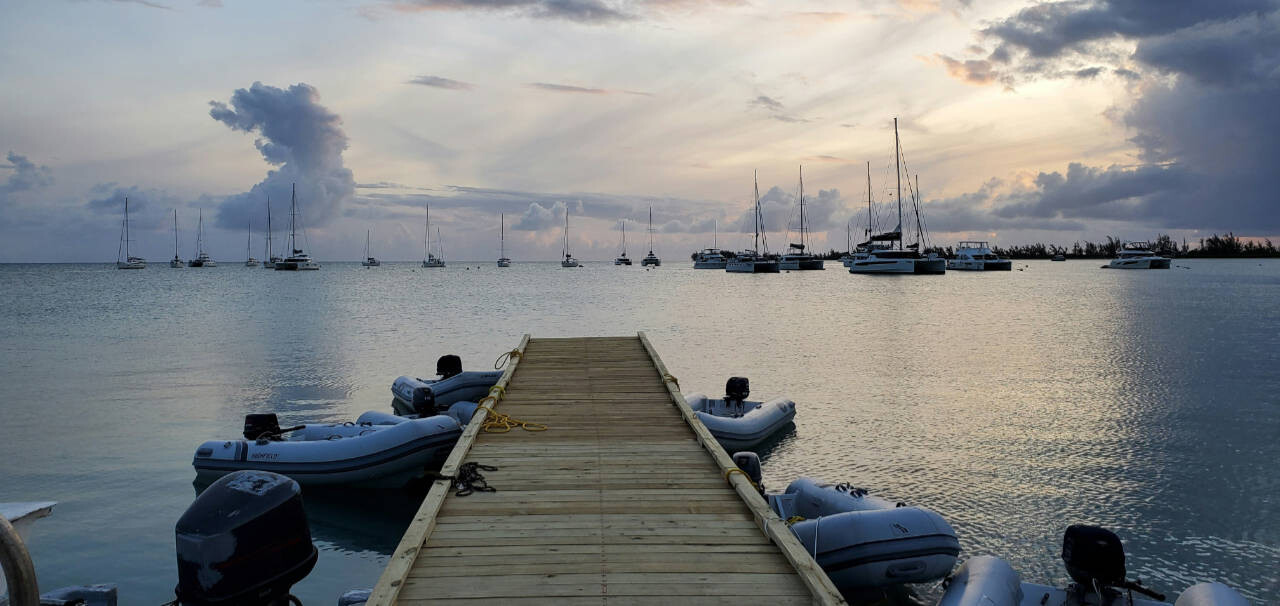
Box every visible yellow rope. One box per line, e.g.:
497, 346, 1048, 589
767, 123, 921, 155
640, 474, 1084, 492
488, 385, 506, 398
785, 515, 806, 526
482, 410, 548, 433
662, 373, 679, 390
723, 468, 759, 490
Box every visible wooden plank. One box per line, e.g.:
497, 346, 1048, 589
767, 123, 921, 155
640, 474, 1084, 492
366, 334, 530, 606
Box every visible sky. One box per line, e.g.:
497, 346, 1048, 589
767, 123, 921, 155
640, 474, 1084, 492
1, 0, 1277, 262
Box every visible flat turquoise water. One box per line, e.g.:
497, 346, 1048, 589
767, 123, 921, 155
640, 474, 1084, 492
0, 260, 1276, 604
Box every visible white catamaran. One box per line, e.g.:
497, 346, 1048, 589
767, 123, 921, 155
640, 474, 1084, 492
497, 213, 511, 267
116, 196, 146, 269
848, 118, 944, 275
423, 205, 445, 268
362, 229, 380, 267
170, 209, 184, 268
561, 205, 580, 267
693, 220, 729, 269
188, 209, 216, 267
274, 183, 319, 270
726, 172, 779, 273
641, 206, 660, 266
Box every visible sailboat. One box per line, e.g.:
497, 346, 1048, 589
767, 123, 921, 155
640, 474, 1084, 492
362, 229, 380, 267
693, 220, 729, 269
848, 118, 944, 275
188, 209, 216, 267
116, 196, 146, 269
641, 207, 661, 266
726, 172, 779, 273
497, 214, 511, 267
170, 209, 184, 268
839, 218, 855, 268
263, 195, 281, 269
244, 220, 259, 267
614, 220, 632, 265
779, 166, 824, 270
422, 205, 445, 268
274, 183, 320, 270
561, 205, 580, 267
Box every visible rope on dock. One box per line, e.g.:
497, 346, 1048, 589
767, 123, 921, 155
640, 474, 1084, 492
723, 467, 759, 490
494, 349, 523, 369
662, 373, 679, 389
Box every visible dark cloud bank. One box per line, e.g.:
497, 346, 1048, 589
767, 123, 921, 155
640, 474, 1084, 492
1, 152, 54, 203
932, 0, 1280, 235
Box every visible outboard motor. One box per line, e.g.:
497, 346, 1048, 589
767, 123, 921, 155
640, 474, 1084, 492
1061, 525, 1165, 601
731, 451, 764, 493
725, 377, 749, 415
411, 387, 436, 417
244, 413, 283, 441
175, 470, 318, 606
436, 355, 463, 379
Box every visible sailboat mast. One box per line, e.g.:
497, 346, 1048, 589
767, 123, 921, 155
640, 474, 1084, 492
124, 197, 130, 258
426, 204, 431, 259
290, 183, 298, 253
174, 209, 179, 257
914, 174, 924, 248
196, 209, 203, 255
246, 219, 251, 259
866, 161, 872, 240
714, 220, 717, 249
895, 117, 902, 251
648, 206, 654, 253
266, 196, 271, 259
563, 206, 569, 258
753, 171, 760, 253
500, 213, 505, 258
798, 165, 806, 250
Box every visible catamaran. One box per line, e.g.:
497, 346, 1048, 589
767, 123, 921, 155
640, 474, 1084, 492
561, 205, 580, 267
423, 205, 445, 268
693, 220, 729, 269
263, 195, 281, 269
188, 209, 216, 267
169, 209, 184, 268
779, 165, 824, 270
614, 220, 632, 265
848, 118, 944, 275
641, 207, 660, 266
274, 183, 320, 270
244, 220, 259, 267
116, 196, 146, 269
1107, 242, 1170, 269
362, 229, 380, 267
726, 172, 779, 273
497, 213, 511, 267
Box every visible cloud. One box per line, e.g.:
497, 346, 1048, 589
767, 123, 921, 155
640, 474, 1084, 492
1, 152, 54, 202
383, 0, 634, 23
528, 82, 609, 94
84, 185, 187, 230
408, 75, 474, 90
749, 95, 784, 111
933, 54, 999, 84
747, 94, 809, 123
930, 0, 1280, 235
208, 82, 355, 230
512, 199, 584, 230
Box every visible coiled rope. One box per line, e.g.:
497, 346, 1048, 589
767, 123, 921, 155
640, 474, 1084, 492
494, 349, 522, 369
661, 373, 680, 390
472, 389, 547, 433
723, 468, 759, 490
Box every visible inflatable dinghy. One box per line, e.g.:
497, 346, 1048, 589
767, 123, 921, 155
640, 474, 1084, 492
938, 526, 1250, 606
728, 454, 959, 598
684, 377, 795, 450
391, 354, 503, 416
192, 404, 476, 488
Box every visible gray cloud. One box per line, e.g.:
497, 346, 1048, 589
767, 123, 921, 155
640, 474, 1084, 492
84, 185, 187, 231
512, 199, 583, 230
1, 152, 54, 202
528, 82, 609, 94
933, 54, 999, 84
1134, 13, 1280, 87
384, 0, 634, 23
749, 95, 783, 111
208, 82, 355, 230
747, 94, 809, 123
408, 75, 474, 90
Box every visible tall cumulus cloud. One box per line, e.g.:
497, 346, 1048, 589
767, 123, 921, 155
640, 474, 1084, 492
209, 82, 355, 230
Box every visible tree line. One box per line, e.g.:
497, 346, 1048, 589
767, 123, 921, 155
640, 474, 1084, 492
810, 233, 1279, 260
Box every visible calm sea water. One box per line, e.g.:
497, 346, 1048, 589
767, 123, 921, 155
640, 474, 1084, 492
1, 260, 1277, 604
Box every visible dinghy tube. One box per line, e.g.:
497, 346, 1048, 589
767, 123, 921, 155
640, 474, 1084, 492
936, 556, 1023, 606
391, 370, 503, 416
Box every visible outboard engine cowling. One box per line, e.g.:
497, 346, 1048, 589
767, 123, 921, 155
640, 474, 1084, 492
725, 377, 749, 403
1062, 524, 1125, 588
243, 414, 282, 441
436, 355, 463, 379
731, 451, 763, 493
175, 470, 317, 605
411, 386, 436, 416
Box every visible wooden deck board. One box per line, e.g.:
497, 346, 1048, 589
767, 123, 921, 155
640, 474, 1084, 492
369, 335, 843, 605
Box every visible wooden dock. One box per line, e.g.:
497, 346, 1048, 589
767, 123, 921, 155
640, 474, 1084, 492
368, 334, 844, 605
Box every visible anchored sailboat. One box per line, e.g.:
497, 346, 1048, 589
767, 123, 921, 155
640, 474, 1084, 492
614, 220, 632, 265
170, 209, 184, 268
497, 214, 511, 267
274, 183, 319, 270
693, 220, 729, 269
423, 205, 445, 268
848, 118, 943, 275
116, 196, 146, 269
779, 166, 824, 270
641, 207, 660, 266
726, 172, 779, 273
188, 209, 216, 267
362, 229, 380, 267
244, 219, 259, 267
263, 195, 281, 269
561, 205, 580, 267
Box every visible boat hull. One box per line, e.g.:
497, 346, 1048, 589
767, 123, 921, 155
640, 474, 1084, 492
849, 258, 915, 273
192, 417, 462, 488
641, 257, 661, 266
116, 262, 146, 269
391, 371, 505, 416
685, 394, 795, 450
726, 260, 780, 273
275, 262, 319, 270
947, 259, 1012, 271
614, 258, 632, 265
693, 260, 727, 269
779, 258, 825, 270
1108, 257, 1170, 269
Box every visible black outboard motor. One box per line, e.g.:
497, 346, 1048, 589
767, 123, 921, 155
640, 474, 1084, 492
244, 413, 283, 441
725, 377, 749, 403
175, 470, 318, 606
411, 387, 437, 417
731, 451, 764, 494
436, 354, 463, 379
1062, 524, 1165, 601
